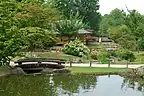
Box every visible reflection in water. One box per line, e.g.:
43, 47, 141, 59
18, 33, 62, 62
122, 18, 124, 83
0, 74, 143, 96
122, 76, 144, 95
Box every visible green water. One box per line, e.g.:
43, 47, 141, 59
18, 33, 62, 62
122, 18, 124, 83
0, 74, 144, 96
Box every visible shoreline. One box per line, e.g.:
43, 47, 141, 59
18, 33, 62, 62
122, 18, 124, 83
0, 66, 142, 78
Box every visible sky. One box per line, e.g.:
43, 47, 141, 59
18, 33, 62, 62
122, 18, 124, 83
99, 0, 144, 15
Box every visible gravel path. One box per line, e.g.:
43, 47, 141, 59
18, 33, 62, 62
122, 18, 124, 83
63, 63, 144, 68
10, 61, 144, 68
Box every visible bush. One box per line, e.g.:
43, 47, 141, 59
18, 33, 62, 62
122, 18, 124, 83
19, 27, 57, 51
139, 39, 144, 50
62, 39, 90, 57
97, 49, 110, 64
115, 49, 135, 62
90, 49, 98, 60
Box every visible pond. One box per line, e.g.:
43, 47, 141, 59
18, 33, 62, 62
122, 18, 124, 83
0, 74, 144, 96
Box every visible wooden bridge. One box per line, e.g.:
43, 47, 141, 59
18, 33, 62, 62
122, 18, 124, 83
14, 58, 67, 74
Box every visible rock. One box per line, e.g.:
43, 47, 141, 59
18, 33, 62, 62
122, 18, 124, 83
135, 66, 144, 75
53, 68, 71, 74
119, 66, 144, 78
10, 67, 26, 75
41, 68, 53, 74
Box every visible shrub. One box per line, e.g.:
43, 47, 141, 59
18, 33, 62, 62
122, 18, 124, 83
97, 49, 110, 64
139, 39, 144, 50
62, 39, 90, 57
19, 27, 57, 51
90, 49, 98, 60
115, 49, 135, 62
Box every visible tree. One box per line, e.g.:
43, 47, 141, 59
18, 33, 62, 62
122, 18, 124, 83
108, 25, 136, 50
19, 27, 57, 51
99, 8, 126, 36
115, 49, 135, 63
15, 2, 59, 51
52, 0, 101, 32
124, 9, 144, 51
15, 3, 60, 29
99, 15, 111, 36
55, 14, 86, 39
0, 0, 26, 65
100, 8, 144, 51
97, 49, 110, 64
0, 0, 59, 65
108, 8, 126, 26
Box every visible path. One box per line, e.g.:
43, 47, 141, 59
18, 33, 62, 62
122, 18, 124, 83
10, 61, 144, 68
63, 63, 144, 68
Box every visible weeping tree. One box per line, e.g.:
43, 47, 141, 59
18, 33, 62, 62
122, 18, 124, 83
55, 14, 87, 40
52, 0, 101, 33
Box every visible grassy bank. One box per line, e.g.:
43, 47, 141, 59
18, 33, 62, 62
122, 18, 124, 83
0, 66, 9, 76
30, 52, 95, 62
31, 51, 144, 64
68, 67, 129, 74
0, 66, 129, 76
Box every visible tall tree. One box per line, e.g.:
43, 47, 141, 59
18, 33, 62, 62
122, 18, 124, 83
55, 14, 86, 39
108, 25, 136, 50
0, 0, 59, 65
19, 27, 57, 51
52, 0, 101, 33
0, 0, 26, 65
15, 3, 60, 29
14, 2, 60, 51
99, 8, 126, 36
125, 9, 144, 51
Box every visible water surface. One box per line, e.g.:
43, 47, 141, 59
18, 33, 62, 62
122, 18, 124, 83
0, 74, 144, 96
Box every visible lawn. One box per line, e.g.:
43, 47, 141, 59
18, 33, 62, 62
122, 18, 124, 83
132, 51, 144, 64
0, 66, 9, 75
30, 52, 96, 62
69, 67, 129, 74
25, 51, 144, 64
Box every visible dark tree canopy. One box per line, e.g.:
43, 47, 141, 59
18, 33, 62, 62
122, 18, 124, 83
53, 0, 101, 33
0, 0, 59, 65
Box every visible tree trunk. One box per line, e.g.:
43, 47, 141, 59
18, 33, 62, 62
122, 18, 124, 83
70, 60, 72, 67
90, 61, 92, 67
126, 60, 129, 68
108, 59, 111, 68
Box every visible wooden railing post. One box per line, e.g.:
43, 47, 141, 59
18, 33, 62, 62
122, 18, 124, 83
126, 60, 130, 68
70, 60, 72, 67
108, 59, 111, 68
90, 61, 92, 67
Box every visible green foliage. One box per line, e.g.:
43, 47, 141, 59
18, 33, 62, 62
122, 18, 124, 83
99, 8, 126, 36
139, 39, 144, 50
19, 27, 57, 51
108, 25, 136, 50
97, 49, 110, 64
15, 3, 60, 29
115, 49, 135, 62
62, 39, 90, 57
52, 0, 101, 32
0, 0, 59, 65
0, 0, 27, 65
100, 8, 144, 51
55, 14, 86, 37
90, 49, 98, 60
